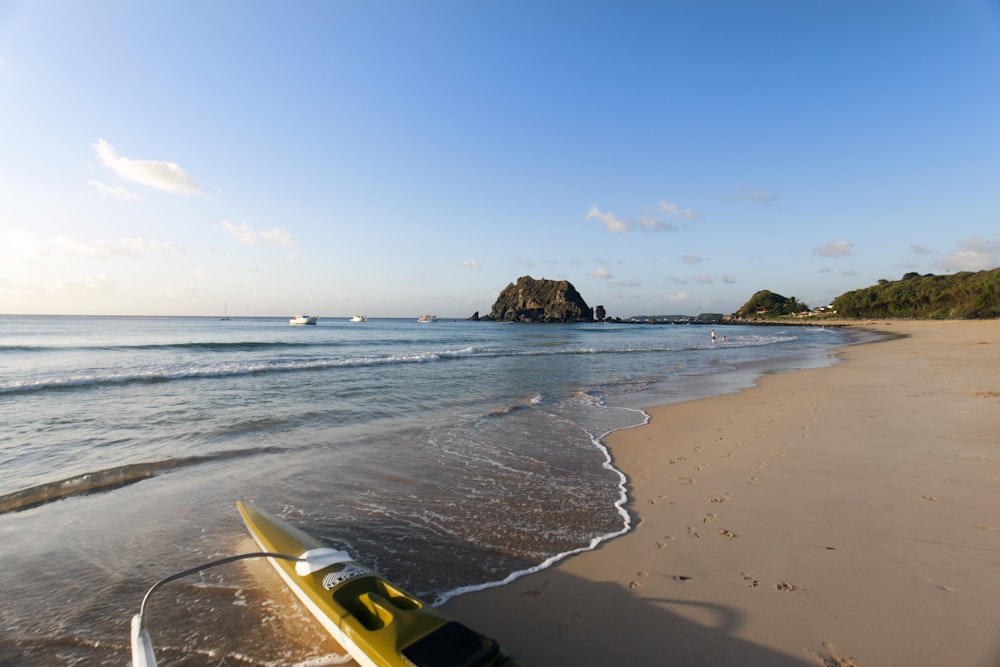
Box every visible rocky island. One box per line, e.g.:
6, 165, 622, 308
481, 276, 594, 323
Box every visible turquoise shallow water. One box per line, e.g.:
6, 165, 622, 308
0, 315, 856, 664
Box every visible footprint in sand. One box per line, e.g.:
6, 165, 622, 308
921, 495, 940, 502
672, 575, 692, 582
655, 536, 676, 549
668, 456, 686, 464
703, 512, 717, 524
520, 580, 551, 598
687, 526, 701, 538
740, 572, 759, 588
678, 476, 695, 486
812, 642, 860, 667
710, 493, 732, 504
776, 581, 800, 592
718, 529, 737, 540
648, 495, 677, 505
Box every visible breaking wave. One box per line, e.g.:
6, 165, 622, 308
0, 335, 797, 396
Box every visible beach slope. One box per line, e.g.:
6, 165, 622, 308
444, 321, 1000, 666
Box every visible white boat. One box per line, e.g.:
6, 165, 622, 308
417, 314, 437, 323
350, 315, 368, 322
289, 315, 318, 325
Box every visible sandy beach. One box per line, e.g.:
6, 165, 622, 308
443, 321, 1000, 667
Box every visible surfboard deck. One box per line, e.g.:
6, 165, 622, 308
236, 501, 524, 667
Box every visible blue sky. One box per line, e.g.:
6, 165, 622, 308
2, 1, 998, 318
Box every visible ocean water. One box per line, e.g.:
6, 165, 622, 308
0, 315, 857, 665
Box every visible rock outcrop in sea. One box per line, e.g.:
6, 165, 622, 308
486, 276, 594, 323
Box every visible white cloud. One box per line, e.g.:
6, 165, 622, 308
56, 237, 110, 257
735, 186, 778, 205
590, 267, 612, 279
222, 220, 257, 244
638, 215, 680, 232
812, 240, 854, 257
259, 229, 296, 248
54, 237, 181, 258
657, 200, 701, 220
1, 229, 48, 261
164, 283, 199, 299
693, 274, 713, 284
88, 180, 141, 201
459, 259, 483, 269
666, 291, 688, 302
722, 272, 736, 284
936, 236, 1000, 272
66, 273, 115, 294
681, 254, 705, 265
131, 238, 182, 254
92, 138, 202, 195
588, 200, 700, 234
585, 206, 630, 233
222, 220, 298, 248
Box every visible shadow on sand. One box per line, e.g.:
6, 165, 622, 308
442, 567, 819, 667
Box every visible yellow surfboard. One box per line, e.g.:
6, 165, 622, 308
237, 502, 524, 667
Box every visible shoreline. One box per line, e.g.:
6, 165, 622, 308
442, 320, 1000, 666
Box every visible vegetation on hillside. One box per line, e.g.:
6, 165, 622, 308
732, 290, 811, 319
831, 269, 1000, 319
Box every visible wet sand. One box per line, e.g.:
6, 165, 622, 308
443, 320, 1000, 666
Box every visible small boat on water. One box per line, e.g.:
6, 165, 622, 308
417, 314, 438, 323
129, 503, 525, 667
350, 315, 368, 322
289, 315, 319, 325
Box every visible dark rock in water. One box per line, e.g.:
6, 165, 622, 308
467, 311, 480, 321
595, 305, 606, 321
487, 276, 593, 323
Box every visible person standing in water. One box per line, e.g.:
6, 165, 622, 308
711, 329, 717, 343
